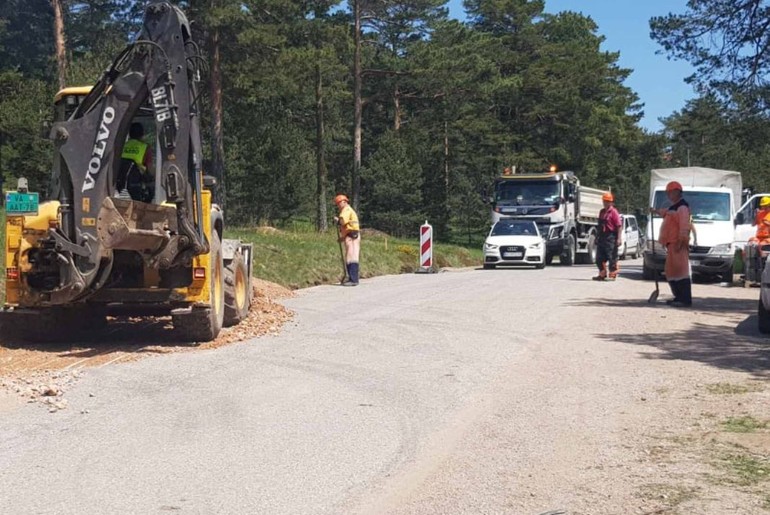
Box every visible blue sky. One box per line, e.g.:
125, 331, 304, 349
447, 0, 696, 133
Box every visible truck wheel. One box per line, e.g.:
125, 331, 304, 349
585, 234, 597, 264
224, 249, 251, 327
758, 299, 770, 334
173, 232, 225, 342
561, 234, 575, 266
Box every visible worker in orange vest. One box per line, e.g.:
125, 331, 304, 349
651, 181, 692, 307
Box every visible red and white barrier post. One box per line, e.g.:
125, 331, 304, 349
418, 220, 434, 273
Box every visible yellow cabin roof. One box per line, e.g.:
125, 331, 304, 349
54, 86, 93, 104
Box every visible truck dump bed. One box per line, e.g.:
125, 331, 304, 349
577, 186, 604, 224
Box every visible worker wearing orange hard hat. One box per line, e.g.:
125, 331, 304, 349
651, 181, 692, 307
333, 194, 361, 286
749, 196, 770, 245
593, 191, 623, 281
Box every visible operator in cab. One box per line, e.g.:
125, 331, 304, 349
118, 122, 155, 202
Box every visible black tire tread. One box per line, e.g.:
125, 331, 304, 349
224, 250, 251, 327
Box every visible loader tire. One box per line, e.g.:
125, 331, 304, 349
172, 232, 225, 343
224, 249, 251, 327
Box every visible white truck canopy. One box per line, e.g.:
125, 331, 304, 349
651, 167, 742, 213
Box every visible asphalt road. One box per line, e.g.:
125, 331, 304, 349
0, 260, 765, 514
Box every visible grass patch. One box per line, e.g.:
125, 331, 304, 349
721, 416, 769, 433
706, 382, 764, 395
718, 452, 770, 486
637, 483, 698, 507
227, 226, 482, 289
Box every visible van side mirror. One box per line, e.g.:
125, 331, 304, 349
735, 213, 745, 225
203, 175, 217, 188
567, 194, 575, 202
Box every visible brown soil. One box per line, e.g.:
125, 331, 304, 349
0, 278, 294, 408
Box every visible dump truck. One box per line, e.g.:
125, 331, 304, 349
2, 2, 251, 342
489, 167, 604, 265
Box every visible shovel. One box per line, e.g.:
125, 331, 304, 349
336, 224, 349, 284
648, 213, 659, 304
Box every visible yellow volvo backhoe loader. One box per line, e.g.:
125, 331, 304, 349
2, 2, 251, 342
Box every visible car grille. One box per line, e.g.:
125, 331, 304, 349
690, 245, 711, 254
501, 245, 525, 253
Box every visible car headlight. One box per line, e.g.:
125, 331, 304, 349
528, 241, 542, 249
710, 243, 733, 255
484, 242, 498, 251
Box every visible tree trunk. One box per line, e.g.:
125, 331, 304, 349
444, 120, 450, 220
210, 24, 226, 209
51, 0, 67, 89
352, 0, 362, 211
394, 84, 401, 131
315, 62, 328, 232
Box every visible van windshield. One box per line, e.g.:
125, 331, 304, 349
653, 191, 731, 221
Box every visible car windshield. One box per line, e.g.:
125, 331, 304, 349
494, 180, 560, 205
652, 191, 731, 221
490, 220, 539, 236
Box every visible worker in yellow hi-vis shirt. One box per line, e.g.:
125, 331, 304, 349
334, 194, 360, 286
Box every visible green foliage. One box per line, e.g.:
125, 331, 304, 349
0, 71, 55, 193
650, 0, 770, 111
361, 130, 425, 236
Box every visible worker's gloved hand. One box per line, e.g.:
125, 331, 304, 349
333, 216, 340, 224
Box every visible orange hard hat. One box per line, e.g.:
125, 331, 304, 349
334, 194, 348, 205
602, 192, 614, 202
666, 181, 683, 192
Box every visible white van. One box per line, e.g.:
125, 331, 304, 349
619, 214, 641, 259
643, 168, 740, 283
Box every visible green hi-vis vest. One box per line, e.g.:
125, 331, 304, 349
121, 139, 148, 172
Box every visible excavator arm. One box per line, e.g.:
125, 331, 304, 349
37, 2, 208, 305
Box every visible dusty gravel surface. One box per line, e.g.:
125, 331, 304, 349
0, 278, 294, 411
0, 260, 768, 515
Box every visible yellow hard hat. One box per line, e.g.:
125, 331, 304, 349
760, 196, 770, 208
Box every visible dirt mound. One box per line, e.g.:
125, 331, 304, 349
0, 278, 295, 410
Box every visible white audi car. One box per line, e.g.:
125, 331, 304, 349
483, 219, 546, 269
